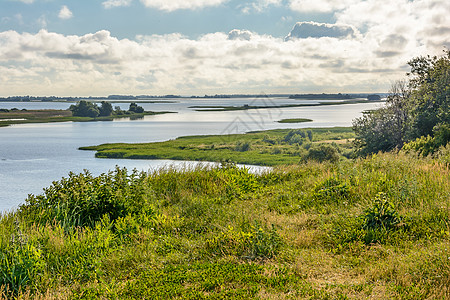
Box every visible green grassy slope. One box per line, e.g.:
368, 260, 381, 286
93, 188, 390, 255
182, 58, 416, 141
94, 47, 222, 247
1, 152, 449, 299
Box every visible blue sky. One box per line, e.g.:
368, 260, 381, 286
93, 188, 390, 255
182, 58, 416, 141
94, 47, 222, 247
2, 0, 333, 39
0, 0, 449, 96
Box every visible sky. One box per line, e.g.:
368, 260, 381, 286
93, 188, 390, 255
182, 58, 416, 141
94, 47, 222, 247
0, 0, 449, 96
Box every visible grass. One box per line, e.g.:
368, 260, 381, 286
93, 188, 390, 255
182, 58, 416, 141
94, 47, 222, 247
0, 109, 174, 127
277, 118, 313, 123
81, 127, 356, 166
0, 151, 449, 299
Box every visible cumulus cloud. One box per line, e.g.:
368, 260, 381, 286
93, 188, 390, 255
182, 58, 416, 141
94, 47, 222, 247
0, 29, 405, 96
58, 6, 73, 20
139, 0, 228, 12
227, 29, 252, 41
336, 0, 450, 54
102, 0, 133, 9
285, 22, 356, 40
0, 0, 448, 96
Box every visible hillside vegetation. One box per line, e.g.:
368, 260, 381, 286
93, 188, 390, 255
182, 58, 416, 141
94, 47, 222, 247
1, 153, 449, 299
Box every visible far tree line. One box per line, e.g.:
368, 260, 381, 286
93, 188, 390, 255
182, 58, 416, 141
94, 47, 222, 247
69, 101, 144, 118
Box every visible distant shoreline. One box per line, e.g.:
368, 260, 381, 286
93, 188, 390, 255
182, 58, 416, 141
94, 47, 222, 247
0, 109, 175, 127
189, 99, 384, 112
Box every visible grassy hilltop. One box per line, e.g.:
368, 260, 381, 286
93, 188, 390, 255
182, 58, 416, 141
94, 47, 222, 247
0, 152, 449, 299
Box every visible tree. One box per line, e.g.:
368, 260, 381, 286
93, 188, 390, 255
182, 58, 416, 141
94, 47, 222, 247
69, 100, 100, 118
128, 102, 144, 113
353, 51, 449, 155
407, 52, 450, 139
353, 80, 410, 154
99, 101, 113, 117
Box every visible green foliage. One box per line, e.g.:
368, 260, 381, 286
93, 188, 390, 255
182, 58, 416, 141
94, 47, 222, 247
70, 101, 146, 118
0, 152, 449, 298
99, 101, 113, 117
353, 51, 450, 155
0, 220, 44, 296
361, 193, 403, 244
205, 223, 282, 260
84, 127, 353, 166
284, 129, 309, 145
69, 100, 100, 118
403, 123, 450, 156
313, 177, 352, 205
329, 193, 405, 249
305, 143, 340, 162
21, 168, 154, 228
128, 102, 144, 113
235, 141, 251, 152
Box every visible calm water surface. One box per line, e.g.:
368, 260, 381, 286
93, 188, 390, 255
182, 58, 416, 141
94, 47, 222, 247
0, 98, 384, 212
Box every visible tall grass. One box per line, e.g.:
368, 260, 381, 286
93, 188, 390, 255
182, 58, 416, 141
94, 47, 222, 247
0, 152, 448, 298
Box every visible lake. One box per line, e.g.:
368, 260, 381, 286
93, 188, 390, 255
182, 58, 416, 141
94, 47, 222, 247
0, 97, 384, 212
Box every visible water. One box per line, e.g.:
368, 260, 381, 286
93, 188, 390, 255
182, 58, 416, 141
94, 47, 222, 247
0, 98, 384, 212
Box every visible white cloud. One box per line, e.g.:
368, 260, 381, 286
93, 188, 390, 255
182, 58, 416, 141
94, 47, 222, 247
139, 0, 228, 12
14, 0, 34, 3
0, 0, 448, 96
102, 0, 133, 9
58, 5, 73, 20
228, 29, 253, 41
0, 29, 406, 96
285, 22, 357, 40
289, 0, 359, 13
239, 0, 282, 14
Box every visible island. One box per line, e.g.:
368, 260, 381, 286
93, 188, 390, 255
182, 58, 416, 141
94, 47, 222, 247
0, 101, 175, 127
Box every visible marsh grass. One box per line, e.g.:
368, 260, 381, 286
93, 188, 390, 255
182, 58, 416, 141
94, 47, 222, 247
0, 152, 448, 299
82, 127, 356, 166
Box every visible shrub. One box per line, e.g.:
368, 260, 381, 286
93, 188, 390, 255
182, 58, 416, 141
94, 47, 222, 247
235, 141, 251, 152
20, 168, 154, 229
329, 193, 405, 250
305, 144, 340, 162
284, 130, 307, 145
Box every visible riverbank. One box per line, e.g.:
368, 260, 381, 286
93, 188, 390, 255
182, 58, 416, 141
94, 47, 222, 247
81, 127, 355, 166
0, 109, 175, 127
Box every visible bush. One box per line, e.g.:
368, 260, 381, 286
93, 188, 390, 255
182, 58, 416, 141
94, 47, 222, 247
329, 193, 405, 249
284, 130, 308, 145
235, 141, 251, 152
305, 144, 340, 162
20, 168, 154, 229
